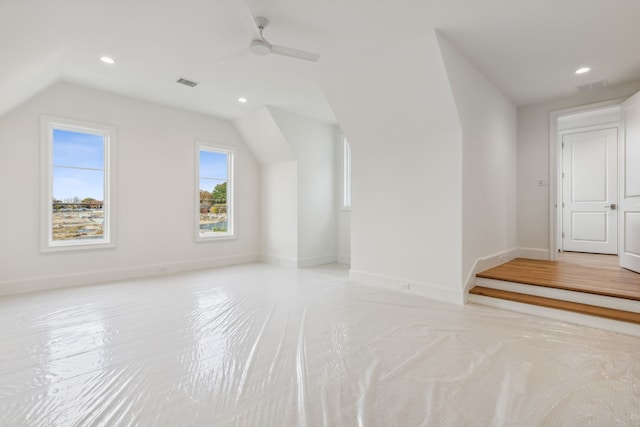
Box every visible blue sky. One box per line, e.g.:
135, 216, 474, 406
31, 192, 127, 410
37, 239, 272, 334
52, 129, 104, 201
199, 150, 228, 193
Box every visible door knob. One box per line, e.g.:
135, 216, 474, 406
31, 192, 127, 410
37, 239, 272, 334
604, 204, 617, 210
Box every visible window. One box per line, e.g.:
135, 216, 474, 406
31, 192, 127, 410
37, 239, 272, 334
196, 142, 234, 240
41, 116, 115, 251
342, 137, 352, 209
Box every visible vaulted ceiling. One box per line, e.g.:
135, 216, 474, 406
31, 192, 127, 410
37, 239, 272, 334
2, 0, 640, 123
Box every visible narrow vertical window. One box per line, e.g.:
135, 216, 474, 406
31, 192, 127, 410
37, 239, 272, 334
197, 143, 234, 240
343, 137, 352, 209
41, 117, 115, 251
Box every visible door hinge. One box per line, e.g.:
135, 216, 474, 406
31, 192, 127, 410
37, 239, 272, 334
562, 202, 565, 208
562, 232, 565, 238
562, 172, 565, 178
561, 142, 565, 149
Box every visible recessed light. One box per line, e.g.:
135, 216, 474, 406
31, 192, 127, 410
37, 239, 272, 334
575, 67, 590, 74
100, 56, 116, 64
237, 97, 248, 103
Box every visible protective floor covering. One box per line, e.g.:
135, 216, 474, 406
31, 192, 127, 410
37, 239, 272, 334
0, 263, 638, 426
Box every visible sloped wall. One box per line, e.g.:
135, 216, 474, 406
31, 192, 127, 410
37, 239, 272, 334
233, 107, 295, 165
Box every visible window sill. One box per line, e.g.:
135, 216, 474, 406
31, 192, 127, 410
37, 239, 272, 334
42, 240, 115, 253
196, 233, 236, 242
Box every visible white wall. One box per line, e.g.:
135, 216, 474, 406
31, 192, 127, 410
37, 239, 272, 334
517, 81, 640, 255
260, 160, 298, 266
0, 82, 260, 295
319, 31, 465, 304
350, 128, 463, 299
437, 34, 518, 291
317, 30, 521, 303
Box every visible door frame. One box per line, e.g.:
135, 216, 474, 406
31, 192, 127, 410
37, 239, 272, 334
548, 98, 625, 260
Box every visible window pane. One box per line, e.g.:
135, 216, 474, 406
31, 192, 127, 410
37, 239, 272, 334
52, 168, 105, 241
53, 129, 104, 169
53, 167, 104, 202
199, 179, 228, 234
199, 150, 228, 179
198, 147, 230, 238
343, 139, 352, 208
51, 128, 106, 243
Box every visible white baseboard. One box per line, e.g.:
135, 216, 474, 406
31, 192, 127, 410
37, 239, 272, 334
468, 294, 640, 338
349, 269, 464, 305
0, 254, 259, 297
463, 247, 520, 297
259, 254, 299, 268
297, 255, 338, 268
463, 247, 552, 300
260, 254, 340, 268
516, 247, 549, 260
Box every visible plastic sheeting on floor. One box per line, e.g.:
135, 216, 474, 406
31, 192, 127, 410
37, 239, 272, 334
0, 263, 638, 426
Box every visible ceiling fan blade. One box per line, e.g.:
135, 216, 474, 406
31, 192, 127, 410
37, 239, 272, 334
230, 0, 261, 39
271, 45, 320, 62
219, 48, 251, 64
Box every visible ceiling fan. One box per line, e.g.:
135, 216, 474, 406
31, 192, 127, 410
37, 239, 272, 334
223, 0, 320, 63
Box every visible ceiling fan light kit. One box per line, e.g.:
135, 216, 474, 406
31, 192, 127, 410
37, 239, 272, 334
250, 39, 271, 56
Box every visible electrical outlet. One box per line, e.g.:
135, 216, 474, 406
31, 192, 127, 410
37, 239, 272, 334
400, 282, 410, 291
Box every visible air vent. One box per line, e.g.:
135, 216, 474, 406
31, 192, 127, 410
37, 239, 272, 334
577, 80, 608, 93
177, 78, 198, 87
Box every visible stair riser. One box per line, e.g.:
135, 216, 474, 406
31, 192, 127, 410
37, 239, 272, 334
469, 294, 640, 337
476, 278, 640, 314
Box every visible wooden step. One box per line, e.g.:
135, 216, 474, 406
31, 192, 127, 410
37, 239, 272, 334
469, 286, 640, 325
476, 257, 640, 301
474, 277, 640, 313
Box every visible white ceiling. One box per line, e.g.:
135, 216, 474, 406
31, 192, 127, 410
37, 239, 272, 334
2, 0, 640, 124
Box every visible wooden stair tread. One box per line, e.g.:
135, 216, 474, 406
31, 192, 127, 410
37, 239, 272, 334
476, 257, 640, 301
469, 286, 640, 325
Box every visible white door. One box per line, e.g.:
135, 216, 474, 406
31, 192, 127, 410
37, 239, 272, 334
620, 91, 640, 273
562, 127, 618, 254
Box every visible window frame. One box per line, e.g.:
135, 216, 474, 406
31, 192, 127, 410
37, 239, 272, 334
40, 115, 116, 252
342, 136, 352, 210
195, 141, 235, 241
